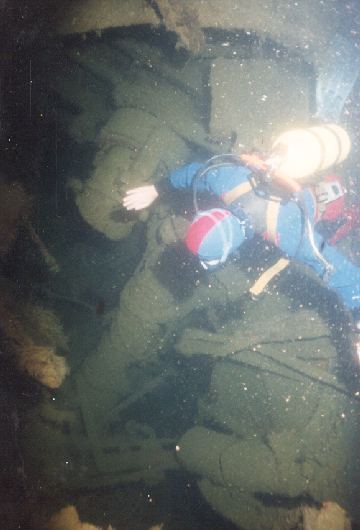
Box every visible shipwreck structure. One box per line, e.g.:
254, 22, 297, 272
1, 1, 360, 528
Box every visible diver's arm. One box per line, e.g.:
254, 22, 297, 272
123, 158, 265, 210
167, 162, 204, 190
123, 163, 204, 211
123, 185, 159, 210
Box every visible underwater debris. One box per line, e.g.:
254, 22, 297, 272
302, 501, 351, 530
17, 343, 69, 389
46, 505, 115, 530
0, 178, 31, 256
0, 176, 59, 272
0, 288, 70, 388
152, 0, 205, 53
25, 221, 60, 273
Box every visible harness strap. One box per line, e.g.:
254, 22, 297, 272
222, 181, 253, 205
222, 178, 282, 243
249, 258, 289, 298
265, 201, 280, 243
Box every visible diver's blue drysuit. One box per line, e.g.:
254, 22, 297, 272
158, 161, 360, 313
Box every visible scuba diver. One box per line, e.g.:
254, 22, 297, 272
122, 142, 360, 365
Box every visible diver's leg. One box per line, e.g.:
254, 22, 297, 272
320, 243, 360, 311
292, 229, 360, 311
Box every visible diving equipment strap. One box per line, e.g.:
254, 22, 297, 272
222, 181, 253, 205
224, 181, 286, 295
249, 258, 289, 299
222, 177, 281, 243
265, 201, 280, 244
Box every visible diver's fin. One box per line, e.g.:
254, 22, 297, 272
315, 34, 360, 122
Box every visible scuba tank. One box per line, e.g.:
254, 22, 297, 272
192, 123, 351, 204
270, 124, 351, 183
267, 124, 351, 275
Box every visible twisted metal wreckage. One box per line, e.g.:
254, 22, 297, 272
4, 1, 360, 528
